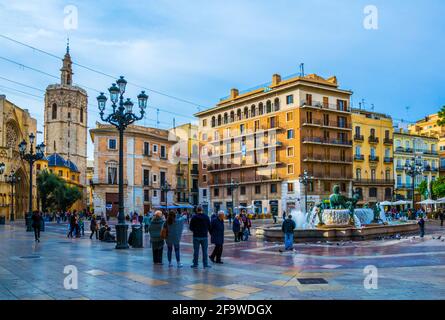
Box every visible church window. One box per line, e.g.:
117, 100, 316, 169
52, 104, 57, 119
80, 107, 84, 123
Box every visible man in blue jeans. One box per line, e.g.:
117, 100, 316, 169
189, 206, 212, 269
281, 214, 296, 251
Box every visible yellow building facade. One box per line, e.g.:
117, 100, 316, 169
0, 95, 38, 220
352, 109, 394, 205
408, 113, 445, 175
393, 129, 439, 203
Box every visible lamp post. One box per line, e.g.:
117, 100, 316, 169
5, 169, 20, 222
161, 182, 172, 205
97, 76, 148, 249
299, 169, 313, 213
18, 133, 45, 231
229, 179, 239, 215
404, 155, 424, 210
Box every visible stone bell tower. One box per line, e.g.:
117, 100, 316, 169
44, 42, 88, 204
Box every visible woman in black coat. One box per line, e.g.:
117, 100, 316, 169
210, 211, 225, 264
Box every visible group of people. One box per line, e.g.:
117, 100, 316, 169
145, 207, 225, 268
231, 210, 252, 242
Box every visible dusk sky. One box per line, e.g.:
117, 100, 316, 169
0, 0, 444, 159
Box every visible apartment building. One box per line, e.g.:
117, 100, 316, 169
393, 129, 439, 202
195, 73, 353, 215
169, 123, 200, 206
352, 109, 394, 205
408, 113, 445, 175
90, 123, 177, 217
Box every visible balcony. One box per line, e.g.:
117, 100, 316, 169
368, 136, 379, 144
354, 154, 364, 161
176, 167, 184, 176
210, 175, 282, 186
300, 100, 351, 113
207, 161, 282, 172
302, 137, 352, 147
397, 183, 414, 189
396, 165, 404, 171
191, 168, 199, 175
176, 182, 187, 189
303, 154, 352, 164
327, 121, 352, 130
354, 179, 395, 185
308, 172, 353, 180
369, 155, 379, 162
423, 166, 432, 172
301, 118, 322, 126
384, 157, 394, 163
423, 150, 439, 156
384, 138, 393, 145
395, 147, 413, 154
354, 134, 364, 142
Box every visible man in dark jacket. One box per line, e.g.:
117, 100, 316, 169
189, 206, 211, 268
281, 215, 296, 251
32, 211, 42, 242
439, 210, 444, 227
418, 216, 425, 238
209, 211, 225, 264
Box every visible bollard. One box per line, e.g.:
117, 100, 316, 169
130, 224, 143, 248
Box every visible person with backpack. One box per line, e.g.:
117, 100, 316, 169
164, 210, 185, 268
148, 210, 165, 265
281, 214, 296, 251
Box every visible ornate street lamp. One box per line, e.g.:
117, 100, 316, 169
299, 169, 314, 213
5, 169, 20, 222
97, 76, 148, 249
404, 155, 424, 210
229, 179, 239, 215
18, 134, 45, 231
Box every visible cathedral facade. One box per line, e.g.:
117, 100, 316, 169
44, 45, 88, 208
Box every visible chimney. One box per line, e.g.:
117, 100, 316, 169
230, 88, 239, 99
272, 74, 281, 86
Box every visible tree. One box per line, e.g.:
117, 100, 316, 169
432, 177, 445, 199
37, 170, 82, 212
37, 170, 63, 212
416, 180, 429, 200
437, 105, 445, 126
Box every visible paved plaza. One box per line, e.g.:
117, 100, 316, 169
1, 219, 445, 300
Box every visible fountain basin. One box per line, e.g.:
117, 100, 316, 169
322, 209, 351, 226
256, 222, 419, 243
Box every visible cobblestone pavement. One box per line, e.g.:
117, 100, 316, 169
1, 219, 445, 300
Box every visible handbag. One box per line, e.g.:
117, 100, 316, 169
160, 225, 168, 240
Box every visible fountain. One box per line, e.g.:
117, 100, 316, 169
258, 185, 418, 242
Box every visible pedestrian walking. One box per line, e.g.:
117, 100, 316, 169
281, 214, 296, 251
90, 215, 98, 239
209, 211, 225, 264
418, 216, 425, 238
282, 211, 287, 220
165, 210, 185, 268
439, 210, 444, 227
32, 211, 42, 242
148, 210, 165, 265
67, 212, 77, 238
189, 206, 211, 269
227, 211, 232, 225
232, 214, 241, 242
143, 213, 150, 233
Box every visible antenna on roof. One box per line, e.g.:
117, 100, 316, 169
299, 63, 305, 77
156, 108, 160, 129
361, 99, 366, 110
358, 102, 362, 110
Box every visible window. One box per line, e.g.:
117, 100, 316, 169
270, 184, 277, 193
371, 169, 376, 181
370, 128, 376, 137
286, 95, 294, 105
287, 164, 294, 174
51, 103, 57, 119
153, 174, 157, 183
227, 187, 232, 196
202, 133, 208, 141
287, 147, 294, 157
153, 190, 158, 197
214, 188, 219, 197
240, 186, 246, 195
355, 146, 361, 156
80, 108, 84, 123
255, 185, 261, 194
160, 145, 166, 159
143, 169, 150, 186
369, 188, 377, 198
108, 139, 117, 150
202, 189, 207, 197
107, 164, 117, 184
356, 168, 362, 179
266, 100, 272, 113
274, 98, 280, 111
385, 170, 391, 181
58, 170, 63, 176
202, 119, 207, 127
211, 117, 216, 127
240, 124, 245, 134
67, 112, 71, 119
355, 126, 361, 136
144, 142, 150, 156
287, 183, 294, 193
144, 190, 149, 202
286, 112, 293, 122
287, 129, 294, 139
203, 174, 207, 183
153, 144, 158, 153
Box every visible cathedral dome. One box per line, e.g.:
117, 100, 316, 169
47, 153, 67, 168
66, 159, 80, 173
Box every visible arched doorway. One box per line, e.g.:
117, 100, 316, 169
14, 167, 29, 219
